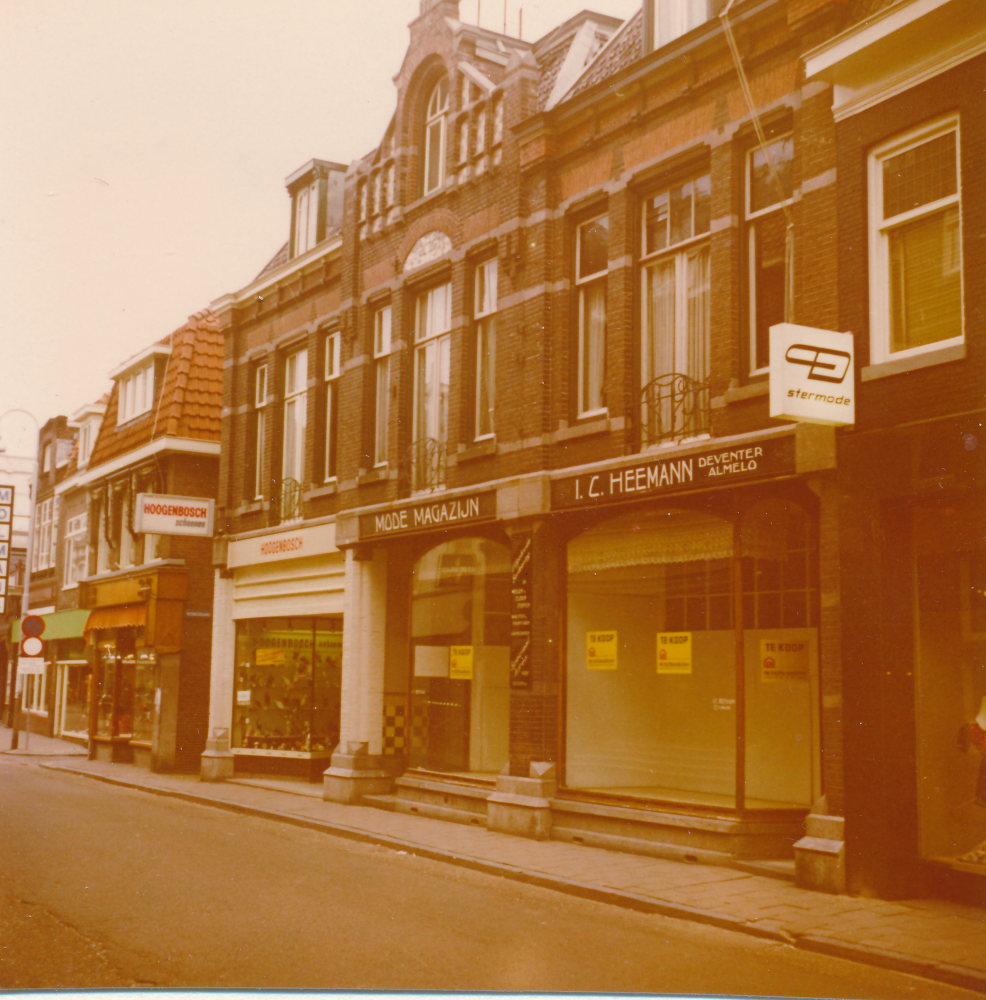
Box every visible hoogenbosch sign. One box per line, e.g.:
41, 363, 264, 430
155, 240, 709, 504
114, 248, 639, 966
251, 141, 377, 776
769, 323, 855, 426
134, 493, 215, 537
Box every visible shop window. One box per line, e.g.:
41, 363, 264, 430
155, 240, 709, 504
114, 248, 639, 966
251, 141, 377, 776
64, 513, 88, 587
423, 77, 449, 196
412, 282, 452, 491
372, 308, 391, 467
869, 117, 963, 364
282, 348, 307, 497
324, 333, 341, 480
912, 500, 986, 871
575, 215, 609, 417
565, 501, 819, 809
231, 617, 343, 756
23, 669, 46, 714
58, 655, 91, 737
641, 172, 711, 442
746, 135, 794, 373
474, 259, 497, 440
293, 180, 319, 256
251, 363, 268, 500
95, 631, 138, 739
409, 537, 510, 775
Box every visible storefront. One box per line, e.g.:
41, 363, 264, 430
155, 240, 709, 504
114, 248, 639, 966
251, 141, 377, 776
335, 427, 825, 859
81, 563, 209, 770
212, 520, 346, 780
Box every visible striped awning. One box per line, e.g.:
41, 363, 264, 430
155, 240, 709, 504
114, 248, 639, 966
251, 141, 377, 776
83, 603, 146, 637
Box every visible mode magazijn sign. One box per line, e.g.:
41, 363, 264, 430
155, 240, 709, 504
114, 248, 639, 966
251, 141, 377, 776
359, 491, 497, 540
769, 323, 855, 426
134, 493, 215, 537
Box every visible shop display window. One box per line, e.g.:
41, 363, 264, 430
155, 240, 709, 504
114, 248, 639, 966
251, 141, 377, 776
565, 500, 819, 810
59, 660, 92, 737
95, 632, 136, 739
409, 537, 510, 776
232, 616, 342, 756
132, 649, 157, 744
913, 499, 986, 871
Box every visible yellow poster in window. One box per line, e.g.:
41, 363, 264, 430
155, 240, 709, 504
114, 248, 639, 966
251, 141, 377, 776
760, 639, 809, 682
657, 632, 692, 674
449, 645, 473, 680
587, 631, 617, 670
256, 648, 286, 666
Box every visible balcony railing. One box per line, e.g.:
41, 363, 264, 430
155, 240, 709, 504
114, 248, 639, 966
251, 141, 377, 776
640, 373, 711, 448
399, 438, 447, 495
276, 478, 302, 522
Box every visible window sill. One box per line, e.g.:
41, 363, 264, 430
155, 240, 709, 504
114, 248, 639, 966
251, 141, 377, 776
357, 468, 389, 487
456, 439, 497, 463
555, 415, 619, 443
713, 379, 769, 409
861, 342, 966, 381
234, 501, 268, 516
304, 482, 338, 500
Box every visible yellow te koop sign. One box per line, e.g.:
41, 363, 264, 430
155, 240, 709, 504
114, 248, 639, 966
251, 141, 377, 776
760, 639, 809, 682
657, 632, 692, 674
450, 645, 474, 680
587, 631, 617, 670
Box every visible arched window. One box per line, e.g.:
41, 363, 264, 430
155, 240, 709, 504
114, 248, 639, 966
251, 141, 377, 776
423, 77, 449, 195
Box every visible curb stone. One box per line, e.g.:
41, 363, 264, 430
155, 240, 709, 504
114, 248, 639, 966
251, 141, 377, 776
41, 763, 986, 994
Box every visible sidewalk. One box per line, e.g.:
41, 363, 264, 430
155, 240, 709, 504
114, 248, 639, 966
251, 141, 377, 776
0, 722, 87, 756
16, 750, 986, 995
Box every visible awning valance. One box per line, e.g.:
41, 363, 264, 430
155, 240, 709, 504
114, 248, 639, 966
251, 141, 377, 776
83, 604, 147, 638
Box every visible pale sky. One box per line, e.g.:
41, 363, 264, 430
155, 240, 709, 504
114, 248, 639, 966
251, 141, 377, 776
0, 0, 639, 450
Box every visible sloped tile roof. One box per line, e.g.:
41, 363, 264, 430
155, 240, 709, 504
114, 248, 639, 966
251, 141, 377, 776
564, 8, 643, 103
536, 13, 625, 110
88, 311, 223, 471
254, 241, 290, 281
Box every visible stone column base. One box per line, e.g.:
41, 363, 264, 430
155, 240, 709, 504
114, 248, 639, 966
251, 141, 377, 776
487, 762, 556, 840
794, 812, 846, 894
323, 741, 393, 804
200, 734, 235, 782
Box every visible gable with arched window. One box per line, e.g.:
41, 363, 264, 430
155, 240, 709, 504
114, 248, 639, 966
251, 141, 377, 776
423, 77, 449, 196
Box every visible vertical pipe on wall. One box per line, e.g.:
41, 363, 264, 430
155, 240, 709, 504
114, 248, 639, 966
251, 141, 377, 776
734, 522, 746, 812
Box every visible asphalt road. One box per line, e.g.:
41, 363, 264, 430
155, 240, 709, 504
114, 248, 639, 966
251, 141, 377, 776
0, 756, 980, 996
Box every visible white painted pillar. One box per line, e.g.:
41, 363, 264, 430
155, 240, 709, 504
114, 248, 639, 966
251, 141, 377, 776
357, 548, 388, 755
201, 570, 235, 780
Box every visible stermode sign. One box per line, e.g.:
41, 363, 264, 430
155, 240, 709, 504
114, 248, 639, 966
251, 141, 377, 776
769, 323, 855, 426
134, 493, 215, 537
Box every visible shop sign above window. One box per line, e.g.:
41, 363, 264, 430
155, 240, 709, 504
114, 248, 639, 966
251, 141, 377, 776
359, 490, 496, 540
134, 493, 215, 537
768, 323, 855, 427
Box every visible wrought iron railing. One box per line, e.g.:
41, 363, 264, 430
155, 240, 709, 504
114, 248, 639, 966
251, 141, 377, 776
276, 478, 302, 521
640, 373, 711, 448
399, 438, 447, 495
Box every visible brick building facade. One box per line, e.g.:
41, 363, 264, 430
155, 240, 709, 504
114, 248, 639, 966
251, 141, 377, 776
204, 0, 984, 901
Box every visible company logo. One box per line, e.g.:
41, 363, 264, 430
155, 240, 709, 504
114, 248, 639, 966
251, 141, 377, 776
784, 344, 851, 384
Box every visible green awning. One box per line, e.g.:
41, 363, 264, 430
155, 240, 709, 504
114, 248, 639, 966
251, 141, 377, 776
12, 607, 90, 642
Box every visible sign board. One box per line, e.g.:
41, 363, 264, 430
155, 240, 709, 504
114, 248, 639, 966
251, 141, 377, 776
359, 491, 496, 540
760, 639, 810, 682
228, 521, 338, 568
587, 631, 618, 670
0, 486, 11, 614
657, 632, 692, 674
449, 646, 473, 680
509, 532, 533, 691
552, 435, 795, 510
134, 494, 214, 537
769, 323, 855, 426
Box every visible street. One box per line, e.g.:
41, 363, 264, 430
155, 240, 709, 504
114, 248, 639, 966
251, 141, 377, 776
0, 756, 980, 995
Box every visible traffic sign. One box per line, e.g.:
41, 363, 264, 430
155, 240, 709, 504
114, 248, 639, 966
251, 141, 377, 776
22, 615, 45, 638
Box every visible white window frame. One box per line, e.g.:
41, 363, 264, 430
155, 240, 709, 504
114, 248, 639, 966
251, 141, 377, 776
652, 0, 716, 50
63, 513, 88, 588
746, 135, 794, 375
423, 78, 449, 196
373, 309, 391, 467
640, 172, 712, 393
413, 283, 452, 486
474, 259, 497, 441
282, 348, 308, 488
294, 181, 319, 256
118, 363, 155, 424
868, 115, 963, 366
385, 163, 396, 207
24, 670, 47, 715
32, 497, 54, 572
252, 364, 268, 500
492, 97, 503, 146
41, 444, 51, 473
475, 107, 487, 156
575, 215, 610, 419
324, 333, 341, 481
78, 423, 91, 466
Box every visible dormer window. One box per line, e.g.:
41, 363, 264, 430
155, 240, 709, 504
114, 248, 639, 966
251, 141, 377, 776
118, 362, 155, 424
649, 0, 724, 51
79, 423, 92, 465
423, 77, 449, 195
294, 180, 319, 256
